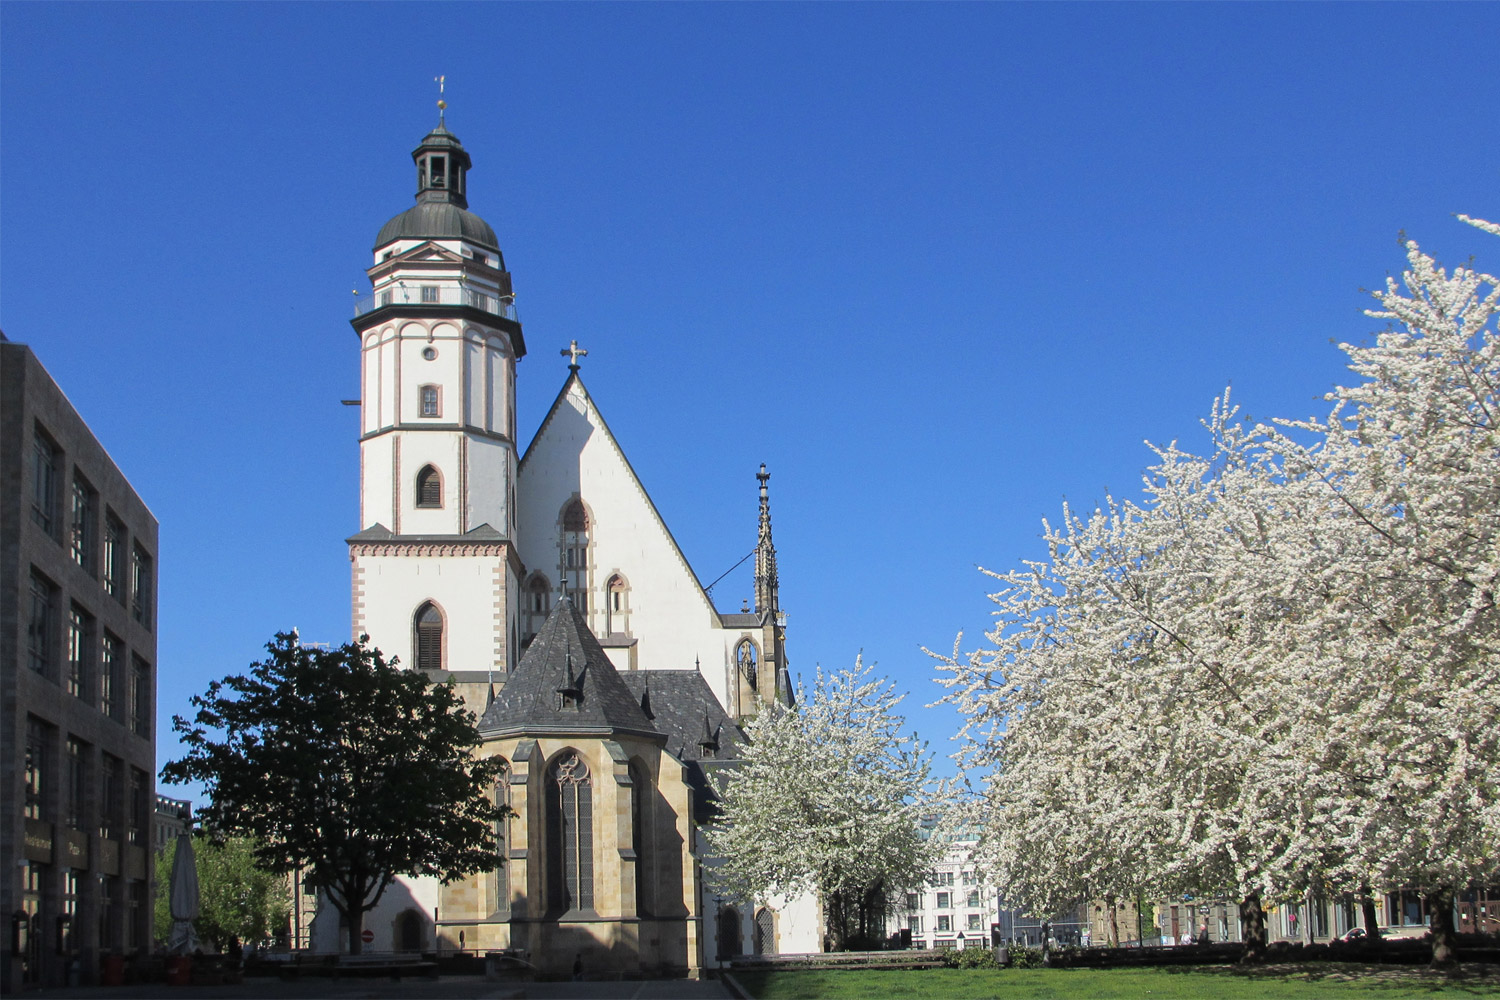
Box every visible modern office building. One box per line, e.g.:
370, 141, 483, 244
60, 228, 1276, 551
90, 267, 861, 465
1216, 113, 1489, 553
2, 337, 159, 990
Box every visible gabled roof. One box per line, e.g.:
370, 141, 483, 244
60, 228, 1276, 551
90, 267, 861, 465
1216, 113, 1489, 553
479, 597, 660, 740
517, 371, 730, 621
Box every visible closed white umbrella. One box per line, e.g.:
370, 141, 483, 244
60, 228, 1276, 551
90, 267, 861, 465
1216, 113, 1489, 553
167, 834, 201, 954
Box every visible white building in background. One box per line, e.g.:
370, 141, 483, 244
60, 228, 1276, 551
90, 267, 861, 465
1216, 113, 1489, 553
891, 824, 996, 951
306, 117, 821, 970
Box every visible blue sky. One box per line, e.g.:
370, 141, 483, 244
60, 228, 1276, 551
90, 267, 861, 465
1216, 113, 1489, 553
4, 2, 1498, 793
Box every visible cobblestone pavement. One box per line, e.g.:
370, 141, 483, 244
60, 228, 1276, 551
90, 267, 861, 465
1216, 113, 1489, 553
19, 974, 737, 1000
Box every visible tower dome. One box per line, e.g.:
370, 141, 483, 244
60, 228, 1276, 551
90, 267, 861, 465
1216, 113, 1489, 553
374, 125, 500, 251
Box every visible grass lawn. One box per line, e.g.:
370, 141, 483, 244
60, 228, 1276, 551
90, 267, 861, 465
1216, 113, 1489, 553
731, 963, 1500, 999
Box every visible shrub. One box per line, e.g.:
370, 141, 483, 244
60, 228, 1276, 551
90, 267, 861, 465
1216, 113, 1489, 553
942, 947, 1000, 970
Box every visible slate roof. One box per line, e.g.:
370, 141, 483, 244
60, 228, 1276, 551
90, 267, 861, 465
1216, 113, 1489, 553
479, 598, 660, 740
617, 671, 743, 763
618, 670, 746, 823
376, 201, 500, 252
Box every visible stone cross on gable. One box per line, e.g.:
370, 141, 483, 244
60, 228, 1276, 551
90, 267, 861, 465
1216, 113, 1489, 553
561, 340, 589, 370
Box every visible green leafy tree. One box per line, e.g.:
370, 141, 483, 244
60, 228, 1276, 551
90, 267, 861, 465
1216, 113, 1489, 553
162, 633, 503, 954
154, 836, 291, 952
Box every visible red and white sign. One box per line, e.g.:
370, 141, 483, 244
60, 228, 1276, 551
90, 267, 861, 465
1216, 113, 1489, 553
361, 929, 374, 944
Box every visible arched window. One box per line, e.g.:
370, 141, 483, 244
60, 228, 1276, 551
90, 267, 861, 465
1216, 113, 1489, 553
717, 906, 743, 960
736, 638, 759, 689
755, 907, 776, 955
493, 760, 511, 913
606, 575, 628, 635
560, 498, 589, 612
630, 760, 651, 916
546, 752, 593, 913
523, 575, 551, 645
416, 465, 442, 508
414, 602, 443, 672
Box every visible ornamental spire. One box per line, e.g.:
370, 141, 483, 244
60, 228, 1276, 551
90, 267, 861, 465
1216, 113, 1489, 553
753, 463, 779, 616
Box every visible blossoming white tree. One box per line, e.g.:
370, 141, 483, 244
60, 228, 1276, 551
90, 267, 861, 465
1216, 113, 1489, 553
708, 657, 938, 951
938, 218, 1499, 965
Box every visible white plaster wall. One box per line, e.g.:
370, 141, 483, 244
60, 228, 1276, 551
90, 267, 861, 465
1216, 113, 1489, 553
358, 313, 515, 537
465, 436, 512, 533
310, 874, 440, 954
360, 434, 396, 530
773, 890, 824, 953
517, 380, 746, 709
353, 552, 506, 673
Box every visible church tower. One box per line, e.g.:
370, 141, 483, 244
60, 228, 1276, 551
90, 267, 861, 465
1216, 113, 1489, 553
347, 117, 526, 707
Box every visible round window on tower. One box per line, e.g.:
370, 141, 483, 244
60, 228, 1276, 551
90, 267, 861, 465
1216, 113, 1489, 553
422, 346, 438, 361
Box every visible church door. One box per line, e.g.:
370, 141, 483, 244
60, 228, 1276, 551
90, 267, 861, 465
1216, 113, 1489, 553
397, 910, 423, 952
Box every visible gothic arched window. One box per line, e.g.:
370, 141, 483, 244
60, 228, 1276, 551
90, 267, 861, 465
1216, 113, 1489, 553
546, 752, 593, 913
736, 638, 759, 689
755, 907, 776, 955
414, 602, 443, 672
630, 759, 651, 917
717, 906, 743, 960
493, 760, 511, 913
606, 575, 628, 635
416, 465, 442, 508
561, 499, 589, 612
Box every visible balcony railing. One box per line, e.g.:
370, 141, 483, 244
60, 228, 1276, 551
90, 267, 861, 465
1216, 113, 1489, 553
354, 285, 517, 322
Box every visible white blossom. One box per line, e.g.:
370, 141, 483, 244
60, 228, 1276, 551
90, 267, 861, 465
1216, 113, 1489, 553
708, 657, 938, 949
937, 218, 1500, 947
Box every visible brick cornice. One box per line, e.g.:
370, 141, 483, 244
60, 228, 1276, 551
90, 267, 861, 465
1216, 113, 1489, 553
350, 540, 512, 559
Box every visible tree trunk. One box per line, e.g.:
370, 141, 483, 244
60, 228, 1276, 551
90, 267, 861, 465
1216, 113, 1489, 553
1303, 890, 1315, 946
822, 889, 848, 953
1360, 889, 1382, 946
1426, 887, 1457, 968
1106, 894, 1120, 948
1238, 892, 1267, 964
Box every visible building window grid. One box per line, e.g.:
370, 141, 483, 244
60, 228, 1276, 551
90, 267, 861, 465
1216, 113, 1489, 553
62, 870, 80, 954
101, 632, 121, 719
66, 737, 88, 830
32, 428, 59, 537
937, 915, 952, 933
104, 512, 125, 601
131, 544, 152, 629
131, 657, 151, 737
101, 754, 123, 841
71, 474, 96, 572
25, 718, 48, 820
420, 384, 440, 417
68, 605, 94, 701
936, 891, 951, 909
128, 768, 148, 845
29, 571, 58, 677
